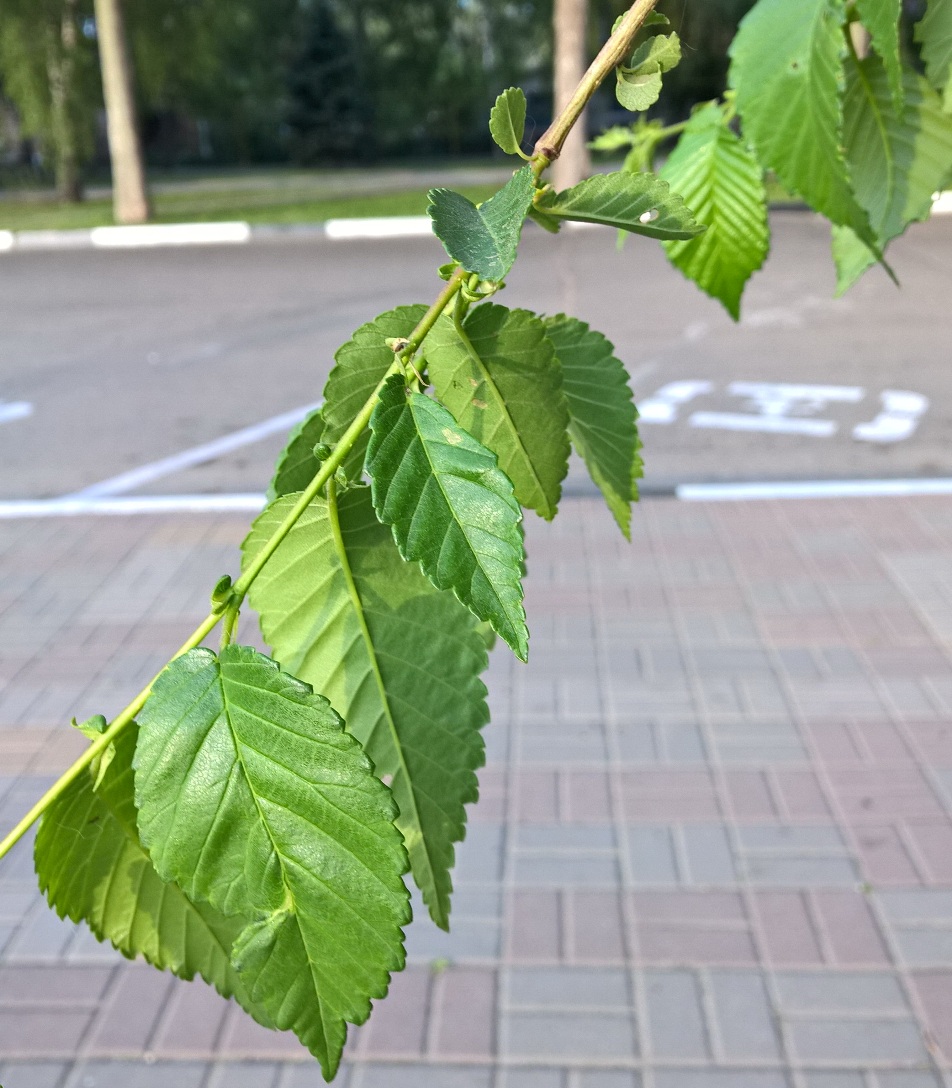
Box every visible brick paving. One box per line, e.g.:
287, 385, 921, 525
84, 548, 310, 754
2, 495, 952, 1087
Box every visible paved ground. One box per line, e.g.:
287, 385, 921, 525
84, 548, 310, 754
0, 213, 950, 500
2, 492, 952, 1087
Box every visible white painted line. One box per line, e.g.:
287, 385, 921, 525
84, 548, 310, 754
0, 400, 32, 425
324, 216, 433, 240
69, 402, 321, 499
90, 222, 251, 248
689, 412, 837, 437
933, 191, 952, 214
0, 494, 267, 519
14, 229, 94, 251
677, 479, 952, 501
0, 231, 13, 252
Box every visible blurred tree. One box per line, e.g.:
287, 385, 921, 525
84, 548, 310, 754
0, 0, 99, 199
552, 0, 590, 187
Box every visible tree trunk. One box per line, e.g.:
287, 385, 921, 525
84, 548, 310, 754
551, 0, 590, 190
94, 0, 150, 223
48, 0, 83, 202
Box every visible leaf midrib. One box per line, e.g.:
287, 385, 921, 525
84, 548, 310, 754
451, 315, 552, 517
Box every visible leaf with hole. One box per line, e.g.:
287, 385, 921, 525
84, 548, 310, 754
243, 484, 488, 930
535, 171, 705, 240
489, 87, 528, 156
543, 315, 641, 539
424, 304, 570, 520
660, 101, 770, 319
134, 644, 410, 1080
428, 165, 536, 280
366, 375, 528, 660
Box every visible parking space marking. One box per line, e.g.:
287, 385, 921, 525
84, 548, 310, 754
0, 400, 32, 425
678, 478, 952, 501
67, 402, 321, 499
0, 494, 267, 518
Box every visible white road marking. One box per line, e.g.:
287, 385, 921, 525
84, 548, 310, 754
0, 231, 13, 251
638, 381, 713, 423
678, 479, 952, 501
0, 495, 267, 519
853, 390, 929, 444
933, 191, 952, 214
0, 400, 32, 425
68, 402, 321, 499
689, 412, 838, 437
90, 222, 252, 248
325, 216, 433, 239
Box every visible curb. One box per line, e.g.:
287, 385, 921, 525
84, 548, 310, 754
2, 193, 951, 253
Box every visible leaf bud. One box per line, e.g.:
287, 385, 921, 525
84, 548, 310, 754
312, 442, 332, 461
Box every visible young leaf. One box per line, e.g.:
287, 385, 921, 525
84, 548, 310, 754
134, 645, 410, 1080
832, 59, 952, 292
322, 305, 428, 477
660, 101, 770, 320
35, 727, 257, 1011
490, 87, 528, 156
616, 69, 663, 112
535, 171, 705, 240
243, 484, 488, 930
916, 0, 952, 111
616, 32, 682, 112
424, 304, 570, 520
428, 165, 536, 280
543, 315, 641, 540
366, 375, 528, 660
728, 0, 878, 250
855, 0, 904, 108
268, 407, 325, 500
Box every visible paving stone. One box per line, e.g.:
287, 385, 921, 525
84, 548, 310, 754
654, 1072, 788, 1088
644, 969, 709, 1059
357, 1065, 489, 1088
786, 1020, 926, 1063
682, 827, 737, 885
773, 972, 907, 1012
577, 1074, 642, 1088
64, 1061, 208, 1088
514, 854, 619, 887
501, 1070, 567, 1088
628, 828, 679, 884
432, 967, 495, 1058
281, 1063, 352, 1088
508, 967, 630, 1009
707, 971, 781, 1060
812, 891, 890, 966
0, 1062, 69, 1088
501, 1012, 636, 1061
206, 1061, 282, 1088
909, 972, 952, 1061
801, 1074, 866, 1088
874, 1073, 944, 1088
364, 966, 429, 1058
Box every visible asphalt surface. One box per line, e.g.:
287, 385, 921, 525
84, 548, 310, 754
0, 211, 950, 500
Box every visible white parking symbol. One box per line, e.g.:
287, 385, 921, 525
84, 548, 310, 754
0, 400, 32, 425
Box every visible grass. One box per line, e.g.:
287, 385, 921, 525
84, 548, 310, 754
0, 183, 501, 232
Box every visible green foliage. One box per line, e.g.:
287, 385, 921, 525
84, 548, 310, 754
268, 408, 326, 499
728, 0, 877, 250
428, 166, 536, 280
832, 58, 952, 292
536, 171, 705, 240
543, 315, 642, 539
366, 375, 528, 660
916, 0, 952, 111
489, 87, 528, 156
243, 484, 488, 930
616, 32, 683, 112
855, 0, 904, 109
659, 101, 770, 319
424, 304, 570, 520
134, 644, 409, 1079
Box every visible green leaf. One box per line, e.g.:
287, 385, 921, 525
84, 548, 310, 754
856, 0, 904, 108
322, 305, 428, 478
728, 0, 877, 249
616, 68, 663, 112
428, 165, 536, 280
589, 125, 641, 151
833, 58, 952, 292
627, 31, 682, 74
659, 101, 770, 319
489, 87, 528, 156
612, 11, 669, 32
616, 33, 682, 112
35, 727, 256, 1010
916, 0, 952, 110
535, 171, 705, 240
134, 645, 410, 1080
542, 315, 641, 539
366, 375, 528, 660
424, 304, 570, 520
243, 485, 488, 930
268, 408, 325, 500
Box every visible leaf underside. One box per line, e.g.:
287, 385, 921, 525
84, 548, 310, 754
424, 303, 570, 520
243, 485, 489, 930
134, 644, 410, 1080
428, 165, 536, 280
268, 407, 326, 500
35, 727, 256, 1009
535, 171, 705, 240
367, 375, 528, 660
616, 32, 682, 112
833, 58, 952, 292
660, 101, 770, 320
916, 0, 952, 111
855, 0, 904, 109
322, 305, 428, 479
729, 0, 877, 249
543, 314, 641, 539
